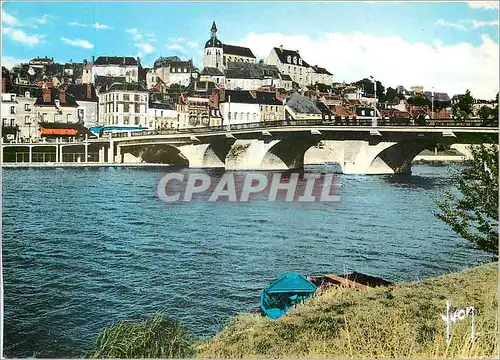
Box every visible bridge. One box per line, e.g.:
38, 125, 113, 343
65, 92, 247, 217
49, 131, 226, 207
2, 119, 497, 174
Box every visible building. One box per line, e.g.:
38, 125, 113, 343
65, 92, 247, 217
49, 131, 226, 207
147, 102, 179, 130
199, 67, 226, 85
65, 83, 99, 128
1, 92, 18, 141
91, 56, 139, 84
28, 56, 54, 68
285, 92, 322, 120
202, 21, 256, 71
266, 46, 313, 89
98, 82, 149, 127
34, 88, 80, 140
147, 56, 197, 88
311, 65, 333, 86
13, 86, 39, 140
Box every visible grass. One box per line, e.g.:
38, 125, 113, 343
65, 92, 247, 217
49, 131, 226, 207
197, 261, 498, 358
88, 313, 194, 358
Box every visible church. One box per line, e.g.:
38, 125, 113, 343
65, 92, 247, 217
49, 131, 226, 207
202, 22, 256, 71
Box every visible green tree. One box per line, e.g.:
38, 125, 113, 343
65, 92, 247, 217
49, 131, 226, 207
354, 78, 386, 102
436, 143, 498, 255
407, 94, 430, 107
385, 87, 398, 102
452, 89, 474, 119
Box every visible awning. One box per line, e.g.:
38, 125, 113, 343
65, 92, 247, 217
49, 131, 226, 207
40, 128, 78, 136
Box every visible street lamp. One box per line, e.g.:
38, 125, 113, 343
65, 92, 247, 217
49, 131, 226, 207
370, 76, 377, 127
431, 86, 435, 120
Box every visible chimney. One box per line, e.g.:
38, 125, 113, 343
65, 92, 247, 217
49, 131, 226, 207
59, 90, 66, 104
87, 83, 92, 100
43, 88, 51, 103
1, 78, 5, 94
123, 56, 126, 65
279, 45, 283, 51
92, 55, 95, 62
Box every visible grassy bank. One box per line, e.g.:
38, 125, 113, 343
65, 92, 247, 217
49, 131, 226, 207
197, 261, 498, 358
89, 262, 498, 358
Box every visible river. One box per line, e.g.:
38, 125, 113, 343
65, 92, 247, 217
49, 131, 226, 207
1, 164, 493, 357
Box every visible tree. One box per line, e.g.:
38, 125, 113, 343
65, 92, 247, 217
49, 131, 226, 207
436, 143, 498, 255
354, 78, 386, 102
407, 94, 430, 107
452, 89, 474, 119
385, 87, 398, 103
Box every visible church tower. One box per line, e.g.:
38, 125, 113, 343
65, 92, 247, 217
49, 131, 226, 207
203, 21, 223, 70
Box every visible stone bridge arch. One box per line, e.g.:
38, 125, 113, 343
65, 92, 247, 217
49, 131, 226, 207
120, 143, 189, 166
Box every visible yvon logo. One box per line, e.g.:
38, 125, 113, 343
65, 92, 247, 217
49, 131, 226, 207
156, 171, 341, 203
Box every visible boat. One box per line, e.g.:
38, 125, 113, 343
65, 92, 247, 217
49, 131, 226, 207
307, 271, 393, 289
259, 273, 317, 319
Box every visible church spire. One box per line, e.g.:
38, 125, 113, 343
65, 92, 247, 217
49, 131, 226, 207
211, 21, 217, 38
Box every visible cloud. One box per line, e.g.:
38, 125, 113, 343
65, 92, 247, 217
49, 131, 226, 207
435, 18, 499, 31
68, 21, 111, 29
1, 9, 20, 26
187, 41, 199, 48
435, 19, 469, 31
468, 1, 499, 9
60, 37, 94, 49
135, 43, 155, 54
33, 14, 51, 25
3, 27, 45, 46
126, 28, 143, 41
234, 31, 499, 99
166, 43, 186, 53
1, 56, 28, 69
471, 19, 499, 28
176, 37, 186, 43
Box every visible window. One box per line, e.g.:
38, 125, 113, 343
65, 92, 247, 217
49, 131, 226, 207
293, 56, 297, 64
10, 95, 15, 101
124, 103, 130, 112
55, 113, 61, 122
25, 103, 31, 111
135, 94, 140, 102
10, 106, 15, 115
123, 94, 130, 101
161, 110, 163, 117
25, 115, 30, 124
287, 55, 291, 63
135, 116, 140, 125
42, 113, 48, 121
2, 118, 6, 127
135, 103, 140, 113
25, 91, 30, 98
361, 110, 365, 116
299, 59, 302, 65
124, 115, 129, 125
10, 119, 14, 127
115, 105, 118, 112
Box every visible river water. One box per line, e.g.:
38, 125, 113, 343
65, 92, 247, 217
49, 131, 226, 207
2, 164, 493, 357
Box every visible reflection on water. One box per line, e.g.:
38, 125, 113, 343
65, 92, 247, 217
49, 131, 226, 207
1, 163, 492, 357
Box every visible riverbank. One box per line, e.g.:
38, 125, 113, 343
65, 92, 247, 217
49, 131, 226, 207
196, 261, 497, 358
89, 261, 498, 358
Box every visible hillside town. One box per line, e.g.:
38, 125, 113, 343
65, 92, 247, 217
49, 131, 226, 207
1, 21, 498, 142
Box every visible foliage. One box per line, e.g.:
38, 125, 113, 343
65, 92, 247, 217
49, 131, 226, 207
89, 313, 194, 358
436, 143, 498, 255
452, 89, 474, 120
407, 94, 430, 107
198, 262, 498, 358
385, 87, 398, 103
415, 114, 428, 126
354, 78, 386, 102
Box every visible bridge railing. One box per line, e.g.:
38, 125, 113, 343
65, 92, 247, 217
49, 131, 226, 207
110, 118, 498, 138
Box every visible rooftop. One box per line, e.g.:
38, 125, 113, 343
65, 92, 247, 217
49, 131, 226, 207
223, 44, 256, 58
94, 56, 138, 66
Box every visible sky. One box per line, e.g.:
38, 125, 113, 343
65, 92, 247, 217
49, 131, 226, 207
1, 1, 499, 99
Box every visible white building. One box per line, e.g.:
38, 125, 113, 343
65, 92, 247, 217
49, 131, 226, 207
202, 21, 256, 71
91, 56, 139, 84
98, 83, 149, 127
1, 92, 18, 140
66, 84, 99, 128
311, 65, 334, 86
266, 46, 313, 89
16, 90, 38, 140
147, 56, 197, 88
218, 90, 285, 124
147, 102, 179, 130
